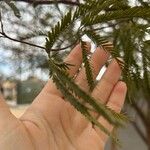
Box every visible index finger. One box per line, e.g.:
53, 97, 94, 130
41, 43, 91, 96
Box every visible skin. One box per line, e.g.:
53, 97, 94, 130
0, 44, 127, 150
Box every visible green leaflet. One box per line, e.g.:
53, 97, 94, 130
48, 58, 128, 126
84, 30, 109, 47
43, 0, 148, 146
83, 6, 150, 26
81, 0, 122, 25
80, 40, 95, 91
45, 9, 72, 53
52, 75, 109, 134
52, 74, 121, 145
84, 30, 118, 56
45, 0, 122, 53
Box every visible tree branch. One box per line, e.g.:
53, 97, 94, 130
132, 101, 150, 128
0, 16, 77, 52
132, 122, 149, 146
0, 31, 47, 50
0, 31, 77, 52
9, 0, 80, 6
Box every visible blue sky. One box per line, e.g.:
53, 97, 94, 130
0, 64, 10, 75
0, 50, 12, 76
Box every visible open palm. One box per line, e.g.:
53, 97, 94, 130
0, 44, 127, 150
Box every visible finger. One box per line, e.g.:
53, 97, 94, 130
95, 81, 127, 143
75, 47, 109, 91
92, 59, 122, 104
72, 59, 122, 133
75, 59, 122, 133
71, 47, 109, 133
43, 43, 91, 96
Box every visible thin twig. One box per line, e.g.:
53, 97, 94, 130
0, 32, 76, 51
132, 101, 150, 127
0, 19, 76, 52
4, 0, 80, 6
0, 17, 4, 34
0, 31, 47, 50
0, 31, 76, 51
92, 21, 125, 31
132, 122, 149, 146
0, 10, 77, 52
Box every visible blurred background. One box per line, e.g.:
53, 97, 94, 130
0, 0, 150, 150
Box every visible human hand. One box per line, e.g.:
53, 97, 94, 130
0, 44, 127, 150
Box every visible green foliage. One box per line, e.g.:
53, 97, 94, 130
84, 30, 114, 53
83, 6, 150, 26
48, 53, 128, 145
1, 0, 150, 147
45, 9, 73, 53
52, 74, 112, 137
43, 0, 150, 144
84, 30, 109, 47
80, 40, 95, 91
49, 57, 128, 125
44, 0, 150, 145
